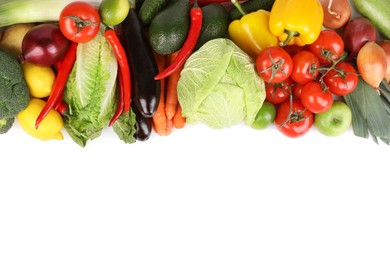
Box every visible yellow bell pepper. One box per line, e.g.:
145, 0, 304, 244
228, 9, 278, 58
269, 0, 324, 46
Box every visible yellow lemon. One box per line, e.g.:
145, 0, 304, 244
99, 0, 130, 26
17, 98, 64, 141
22, 62, 55, 98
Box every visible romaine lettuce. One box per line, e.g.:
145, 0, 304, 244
63, 29, 118, 147
177, 38, 265, 129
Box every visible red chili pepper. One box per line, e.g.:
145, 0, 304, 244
154, 2, 203, 80
105, 29, 131, 114
108, 66, 124, 126
35, 42, 78, 129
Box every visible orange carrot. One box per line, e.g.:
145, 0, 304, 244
165, 50, 182, 120
173, 103, 186, 129
165, 118, 174, 136
152, 52, 167, 136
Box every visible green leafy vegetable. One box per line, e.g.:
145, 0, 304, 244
344, 78, 390, 145
63, 29, 118, 147
177, 38, 265, 129
113, 110, 137, 144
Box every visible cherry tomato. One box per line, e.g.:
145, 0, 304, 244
256, 46, 293, 83
291, 51, 320, 84
300, 81, 333, 113
308, 29, 344, 65
283, 45, 309, 57
292, 83, 304, 99
59, 2, 101, 43
274, 99, 314, 138
251, 101, 276, 130
323, 62, 358, 96
265, 77, 294, 105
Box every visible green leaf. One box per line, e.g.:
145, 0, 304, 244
345, 78, 390, 145
113, 109, 137, 144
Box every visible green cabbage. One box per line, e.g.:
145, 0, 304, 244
177, 38, 265, 129
63, 29, 118, 147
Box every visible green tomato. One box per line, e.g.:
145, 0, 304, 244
251, 101, 276, 130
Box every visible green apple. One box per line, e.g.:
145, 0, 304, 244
315, 101, 352, 137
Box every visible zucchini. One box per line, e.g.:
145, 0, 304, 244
351, 0, 390, 39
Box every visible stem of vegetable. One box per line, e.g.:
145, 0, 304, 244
154, 1, 203, 80
35, 42, 78, 129
230, 0, 246, 16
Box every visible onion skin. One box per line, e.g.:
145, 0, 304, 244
21, 23, 69, 67
357, 41, 387, 91
379, 40, 390, 84
320, 0, 351, 30
343, 17, 377, 60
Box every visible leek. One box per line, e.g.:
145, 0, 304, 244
0, 0, 102, 27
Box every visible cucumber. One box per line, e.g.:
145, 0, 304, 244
138, 0, 170, 25
351, 0, 390, 39
195, 3, 229, 50
229, 0, 275, 21
149, 0, 191, 55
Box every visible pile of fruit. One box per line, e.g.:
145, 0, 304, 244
0, 0, 389, 147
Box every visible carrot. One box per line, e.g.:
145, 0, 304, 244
165, 50, 182, 120
173, 103, 186, 129
165, 118, 174, 136
152, 52, 167, 136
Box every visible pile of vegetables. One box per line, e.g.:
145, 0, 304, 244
0, 0, 389, 146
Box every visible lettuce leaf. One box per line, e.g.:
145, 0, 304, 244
63, 29, 118, 147
177, 38, 265, 129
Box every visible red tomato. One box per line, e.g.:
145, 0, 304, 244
323, 62, 358, 96
256, 46, 293, 83
292, 83, 304, 99
275, 99, 314, 138
265, 77, 294, 105
59, 2, 101, 43
283, 44, 309, 57
291, 50, 320, 84
308, 29, 344, 65
300, 81, 334, 113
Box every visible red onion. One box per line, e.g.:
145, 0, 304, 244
342, 17, 377, 60
21, 23, 70, 66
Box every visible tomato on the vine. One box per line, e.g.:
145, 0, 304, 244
323, 62, 358, 96
308, 29, 344, 65
274, 99, 314, 138
256, 46, 293, 83
300, 81, 333, 113
292, 83, 304, 99
291, 50, 320, 84
265, 77, 294, 105
59, 2, 101, 43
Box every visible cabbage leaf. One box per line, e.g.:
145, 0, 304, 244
63, 29, 118, 147
177, 38, 265, 129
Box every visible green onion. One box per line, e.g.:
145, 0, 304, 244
0, 0, 102, 27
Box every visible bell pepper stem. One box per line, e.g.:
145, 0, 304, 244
231, 0, 246, 17
280, 29, 299, 47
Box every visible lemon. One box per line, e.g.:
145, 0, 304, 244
17, 98, 64, 141
22, 62, 55, 98
99, 0, 130, 26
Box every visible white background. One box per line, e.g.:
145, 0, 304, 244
1, 121, 390, 260
1, 2, 390, 260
